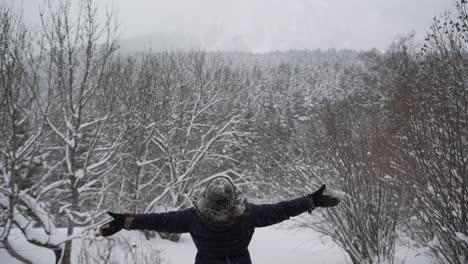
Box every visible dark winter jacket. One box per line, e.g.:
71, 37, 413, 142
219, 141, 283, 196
125, 196, 314, 264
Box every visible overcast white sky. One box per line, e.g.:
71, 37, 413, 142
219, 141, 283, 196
7, 0, 456, 52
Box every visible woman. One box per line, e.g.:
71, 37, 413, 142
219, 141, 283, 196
100, 175, 339, 264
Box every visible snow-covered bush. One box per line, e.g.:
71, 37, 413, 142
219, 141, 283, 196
392, 3, 468, 263
77, 233, 162, 264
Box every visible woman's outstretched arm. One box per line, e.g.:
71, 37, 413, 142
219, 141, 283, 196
248, 184, 339, 228
124, 208, 193, 233
248, 196, 314, 227
100, 208, 193, 236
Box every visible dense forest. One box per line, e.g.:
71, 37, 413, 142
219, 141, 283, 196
0, 0, 467, 263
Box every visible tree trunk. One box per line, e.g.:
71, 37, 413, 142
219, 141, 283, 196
62, 177, 79, 264
2, 240, 33, 264
53, 247, 63, 264
62, 219, 74, 264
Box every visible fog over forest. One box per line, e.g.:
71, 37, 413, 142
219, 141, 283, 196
12, 0, 453, 51
0, 1, 467, 264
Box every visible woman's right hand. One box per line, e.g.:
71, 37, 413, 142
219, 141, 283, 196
99, 212, 126, 237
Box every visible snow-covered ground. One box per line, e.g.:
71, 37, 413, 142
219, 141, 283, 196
1, 227, 429, 264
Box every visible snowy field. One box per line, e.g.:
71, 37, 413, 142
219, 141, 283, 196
1, 226, 429, 264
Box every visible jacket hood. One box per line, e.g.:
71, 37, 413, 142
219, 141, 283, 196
193, 175, 246, 225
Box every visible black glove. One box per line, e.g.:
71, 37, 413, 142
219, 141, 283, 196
310, 184, 340, 208
99, 212, 126, 237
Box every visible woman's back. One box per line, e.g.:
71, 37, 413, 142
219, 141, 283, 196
99, 175, 339, 264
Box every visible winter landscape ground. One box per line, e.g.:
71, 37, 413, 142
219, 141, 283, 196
1, 225, 431, 264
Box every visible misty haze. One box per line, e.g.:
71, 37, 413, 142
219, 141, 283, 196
0, 0, 467, 264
